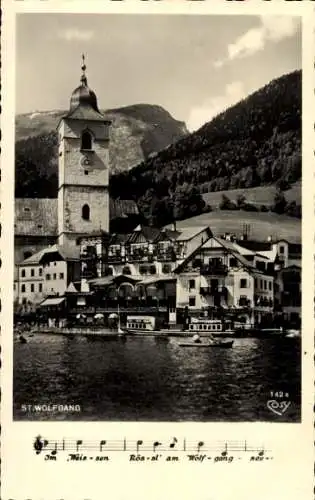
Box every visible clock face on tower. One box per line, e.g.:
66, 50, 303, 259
80, 155, 93, 167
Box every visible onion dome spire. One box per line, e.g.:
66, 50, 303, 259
81, 53, 87, 86
68, 54, 101, 114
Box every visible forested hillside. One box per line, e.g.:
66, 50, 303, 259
110, 70, 301, 226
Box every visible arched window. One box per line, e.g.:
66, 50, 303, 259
81, 130, 92, 151
82, 204, 90, 221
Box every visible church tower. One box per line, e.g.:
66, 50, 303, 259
57, 56, 111, 248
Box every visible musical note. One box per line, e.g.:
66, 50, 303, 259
258, 447, 265, 457
169, 437, 178, 449
197, 441, 204, 452
136, 440, 143, 453
76, 440, 83, 452
153, 441, 161, 452
100, 440, 106, 452
123, 438, 126, 451
34, 436, 48, 455
221, 442, 228, 457
51, 442, 58, 456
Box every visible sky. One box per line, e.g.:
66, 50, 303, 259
16, 14, 301, 131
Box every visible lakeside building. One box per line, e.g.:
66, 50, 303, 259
15, 244, 80, 305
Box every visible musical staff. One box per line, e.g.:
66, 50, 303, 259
33, 436, 271, 457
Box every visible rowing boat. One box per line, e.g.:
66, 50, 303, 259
178, 339, 234, 348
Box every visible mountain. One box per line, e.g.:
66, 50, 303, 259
110, 70, 301, 226
15, 104, 188, 197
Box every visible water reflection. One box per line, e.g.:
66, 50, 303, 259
14, 335, 300, 422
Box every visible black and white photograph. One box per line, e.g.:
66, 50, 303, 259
13, 13, 302, 422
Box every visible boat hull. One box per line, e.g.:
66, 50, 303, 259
178, 340, 234, 348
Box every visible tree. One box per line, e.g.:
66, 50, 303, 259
272, 191, 287, 214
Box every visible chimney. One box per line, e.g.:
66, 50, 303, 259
172, 221, 177, 232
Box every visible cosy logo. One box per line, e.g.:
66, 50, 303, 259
267, 399, 291, 416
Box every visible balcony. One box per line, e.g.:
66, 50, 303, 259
238, 298, 251, 308
200, 264, 228, 276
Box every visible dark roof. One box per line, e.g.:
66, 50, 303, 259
109, 233, 130, 245
288, 243, 302, 255
235, 239, 272, 252
15, 199, 58, 236
65, 106, 108, 122
15, 198, 139, 237
109, 199, 139, 219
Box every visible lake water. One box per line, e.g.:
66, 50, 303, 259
13, 334, 301, 422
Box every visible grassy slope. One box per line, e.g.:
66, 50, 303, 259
170, 210, 301, 243
202, 181, 301, 208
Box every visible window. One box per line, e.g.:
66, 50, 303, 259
279, 245, 285, 255
39, 268, 43, 276
240, 279, 248, 288
84, 170, 89, 175
189, 279, 195, 290
13, 283, 16, 291
254, 278, 258, 288
81, 130, 92, 150
31, 284, 34, 292
264, 280, 267, 290
21, 284, 26, 293
268, 281, 272, 291
53, 274, 57, 280
21, 269, 26, 278
54, 262, 56, 266
39, 283, 43, 293
46, 274, 51, 280
230, 258, 237, 267
31, 268, 35, 277
239, 295, 248, 307
82, 204, 90, 221
189, 296, 196, 307
60, 273, 64, 279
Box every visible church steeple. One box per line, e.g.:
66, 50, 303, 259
57, 57, 111, 248
67, 54, 102, 116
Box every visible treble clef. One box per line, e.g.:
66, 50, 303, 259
34, 435, 48, 454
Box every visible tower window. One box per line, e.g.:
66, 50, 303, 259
81, 131, 92, 151
82, 204, 90, 221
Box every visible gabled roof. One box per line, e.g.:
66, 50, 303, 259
19, 244, 80, 266
39, 244, 80, 262
127, 226, 161, 244
66, 282, 79, 293
175, 226, 210, 242
174, 235, 256, 274
19, 246, 52, 265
